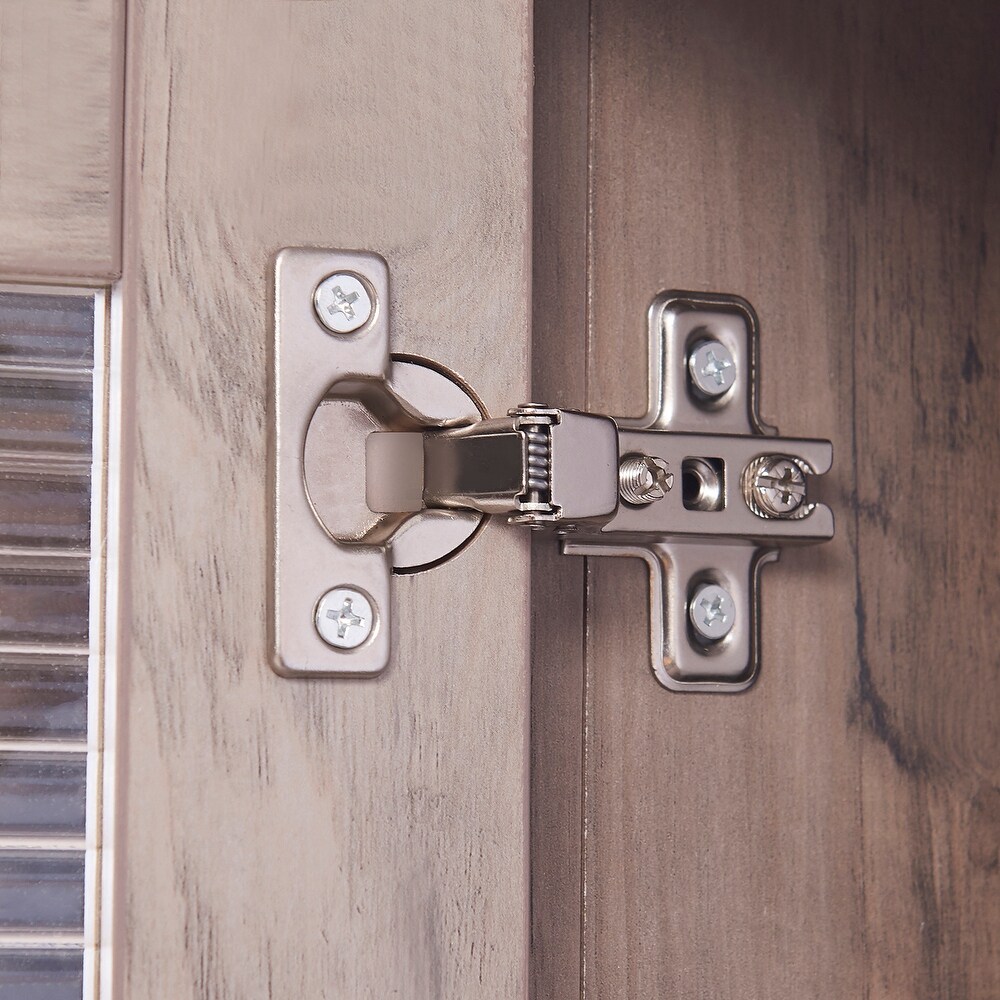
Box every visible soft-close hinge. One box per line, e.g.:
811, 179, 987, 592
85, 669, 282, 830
271, 248, 835, 691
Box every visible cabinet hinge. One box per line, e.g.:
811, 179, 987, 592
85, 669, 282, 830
271, 248, 834, 691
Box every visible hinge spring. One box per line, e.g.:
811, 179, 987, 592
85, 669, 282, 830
524, 426, 550, 497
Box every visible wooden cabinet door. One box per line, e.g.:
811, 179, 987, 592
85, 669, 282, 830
2, 2, 532, 997
116, 3, 533, 997
531, 1, 1000, 998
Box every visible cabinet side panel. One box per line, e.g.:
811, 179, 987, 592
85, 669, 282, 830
583, 2, 862, 995
580, 0, 999, 996
848, 3, 1000, 996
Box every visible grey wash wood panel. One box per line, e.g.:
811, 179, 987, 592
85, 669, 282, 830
116, 1, 532, 996
0, 0, 123, 280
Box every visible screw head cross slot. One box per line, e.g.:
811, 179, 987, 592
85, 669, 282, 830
328, 286, 359, 320
750, 456, 807, 517
688, 583, 736, 642
619, 454, 673, 506
329, 599, 362, 638
315, 588, 376, 649
688, 339, 737, 398
314, 273, 374, 334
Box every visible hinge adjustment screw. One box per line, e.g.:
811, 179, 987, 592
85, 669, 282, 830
745, 455, 808, 517
619, 454, 673, 506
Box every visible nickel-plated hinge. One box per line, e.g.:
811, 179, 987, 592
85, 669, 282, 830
271, 248, 834, 691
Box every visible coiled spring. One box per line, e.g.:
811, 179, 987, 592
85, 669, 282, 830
525, 426, 551, 493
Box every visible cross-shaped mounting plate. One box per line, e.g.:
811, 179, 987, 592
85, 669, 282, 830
562, 291, 833, 691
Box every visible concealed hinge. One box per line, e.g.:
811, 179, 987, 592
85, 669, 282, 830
271, 248, 834, 691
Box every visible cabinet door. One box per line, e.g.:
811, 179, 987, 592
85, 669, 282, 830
1, 2, 533, 998
532, 1, 1000, 998
116, 4, 532, 998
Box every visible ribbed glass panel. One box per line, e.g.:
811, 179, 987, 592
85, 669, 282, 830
0, 571, 89, 645
0, 950, 84, 1000
0, 754, 86, 837
0, 661, 88, 740
0, 475, 91, 549
0, 380, 92, 455
0, 852, 85, 931
0, 286, 106, 1000
0, 292, 94, 369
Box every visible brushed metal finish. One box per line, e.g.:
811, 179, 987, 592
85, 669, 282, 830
278, 271, 831, 690
305, 359, 482, 557
562, 291, 833, 691
605, 431, 832, 539
272, 248, 393, 677
621, 291, 766, 435
564, 539, 778, 691
272, 248, 489, 677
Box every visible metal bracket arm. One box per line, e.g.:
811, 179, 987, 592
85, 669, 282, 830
370, 415, 831, 540
365, 292, 834, 692
367, 405, 833, 692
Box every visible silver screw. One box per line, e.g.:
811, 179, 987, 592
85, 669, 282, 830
688, 583, 736, 642
315, 587, 375, 649
619, 454, 673, 506
749, 456, 807, 517
688, 339, 737, 398
313, 273, 374, 334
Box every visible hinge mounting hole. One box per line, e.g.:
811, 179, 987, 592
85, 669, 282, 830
681, 457, 725, 511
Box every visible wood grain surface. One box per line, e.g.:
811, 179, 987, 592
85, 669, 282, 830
0, 0, 123, 281
117, 2, 531, 997
532, 0, 1000, 997
530, 1, 589, 997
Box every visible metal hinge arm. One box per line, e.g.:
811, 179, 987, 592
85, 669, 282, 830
368, 405, 832, 544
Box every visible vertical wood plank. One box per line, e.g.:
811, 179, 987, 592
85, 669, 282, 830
0, 0, 123, 280
117, 2, 532, 996
582, 1, 864, 994
847, 4, 1000, 996
530, 1, 590, 997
